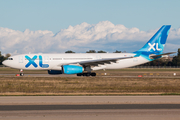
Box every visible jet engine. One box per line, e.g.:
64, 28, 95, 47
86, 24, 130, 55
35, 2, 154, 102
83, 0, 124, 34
62, 65, 84, 74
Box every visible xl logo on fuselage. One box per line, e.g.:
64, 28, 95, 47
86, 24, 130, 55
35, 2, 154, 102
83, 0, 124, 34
25, 55, 49, 68
148, 43, 162, 51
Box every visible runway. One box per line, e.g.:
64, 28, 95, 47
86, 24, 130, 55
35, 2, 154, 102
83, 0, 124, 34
0, 104, 180, 111
1, 110, 180, 120
1, 96, 180, 105
0, 96, 180, 120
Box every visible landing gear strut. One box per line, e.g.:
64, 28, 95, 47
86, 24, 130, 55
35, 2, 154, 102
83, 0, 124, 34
20, 69, 24, 76
77, 72, 96, 77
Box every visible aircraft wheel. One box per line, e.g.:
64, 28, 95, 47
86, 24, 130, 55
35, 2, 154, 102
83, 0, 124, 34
91, 72, 96, 76
20, 73, 24, 76
79, 73, 95, 77
86, 73, 91, 77
77, 73, 82, 76
82, 73, 90, 77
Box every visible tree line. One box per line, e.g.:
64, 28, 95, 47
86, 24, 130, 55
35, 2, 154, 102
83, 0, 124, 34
0, 48, 180, 66
138, 48, 180, 67
0, 52, 10, 65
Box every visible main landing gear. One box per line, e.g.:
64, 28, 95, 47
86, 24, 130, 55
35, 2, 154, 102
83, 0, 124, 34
77, 72, 96, 77
20, 69, 24, 76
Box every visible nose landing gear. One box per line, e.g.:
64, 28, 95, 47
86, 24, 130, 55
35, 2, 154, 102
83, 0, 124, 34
20, 69, 24, 76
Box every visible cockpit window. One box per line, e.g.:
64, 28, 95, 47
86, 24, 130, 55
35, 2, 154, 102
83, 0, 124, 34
7, 58, 13, 60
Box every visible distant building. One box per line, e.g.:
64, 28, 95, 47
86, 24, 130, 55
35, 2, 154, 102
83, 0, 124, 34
161, 55, 173, 62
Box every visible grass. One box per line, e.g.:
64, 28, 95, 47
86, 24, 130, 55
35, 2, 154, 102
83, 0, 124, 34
0, 76, 180, 95
0, 67, 180, 96
0, 67, 47, 74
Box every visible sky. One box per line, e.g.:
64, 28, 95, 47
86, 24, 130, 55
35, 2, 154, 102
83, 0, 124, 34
0, 0, 180, 55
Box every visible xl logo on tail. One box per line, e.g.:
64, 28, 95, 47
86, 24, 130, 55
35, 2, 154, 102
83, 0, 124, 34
148, 43, 162, 51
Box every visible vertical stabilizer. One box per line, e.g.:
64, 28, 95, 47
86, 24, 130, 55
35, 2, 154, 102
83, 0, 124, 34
137, 25, 171, 53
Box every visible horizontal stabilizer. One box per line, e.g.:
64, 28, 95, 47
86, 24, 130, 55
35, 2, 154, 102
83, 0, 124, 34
149, 52, 176, 59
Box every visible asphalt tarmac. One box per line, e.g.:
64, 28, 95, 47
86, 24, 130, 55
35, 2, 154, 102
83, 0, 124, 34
0, 104, 180, 111
1, 96, 180, 105
0, 96, 180, 120
1, 110, 180, 120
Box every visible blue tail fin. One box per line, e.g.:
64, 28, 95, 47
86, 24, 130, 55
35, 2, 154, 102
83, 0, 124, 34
136, 25, 171, 54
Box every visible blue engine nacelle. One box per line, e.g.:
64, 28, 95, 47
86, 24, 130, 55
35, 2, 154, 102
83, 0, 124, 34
63, 65, 84, 74
48, 70, 63, 74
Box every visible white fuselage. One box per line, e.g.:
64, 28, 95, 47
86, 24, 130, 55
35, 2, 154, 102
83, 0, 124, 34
3, 53, 149, 71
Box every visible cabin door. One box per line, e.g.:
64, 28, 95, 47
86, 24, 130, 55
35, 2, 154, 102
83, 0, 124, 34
96, 55, 101, 60
44, 56, 49, 63
19, 56, 23, 63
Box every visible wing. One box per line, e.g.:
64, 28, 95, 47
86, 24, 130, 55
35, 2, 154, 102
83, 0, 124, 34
64, 56, 134, 67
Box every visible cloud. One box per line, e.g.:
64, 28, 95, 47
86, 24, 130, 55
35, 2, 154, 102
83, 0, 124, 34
0, 21, 180, 55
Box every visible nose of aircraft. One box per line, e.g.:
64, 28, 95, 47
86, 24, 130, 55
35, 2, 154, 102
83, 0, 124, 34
2, 60, 8, 66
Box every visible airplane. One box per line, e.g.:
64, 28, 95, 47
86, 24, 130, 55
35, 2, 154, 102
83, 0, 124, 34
2, 25, 175, 76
